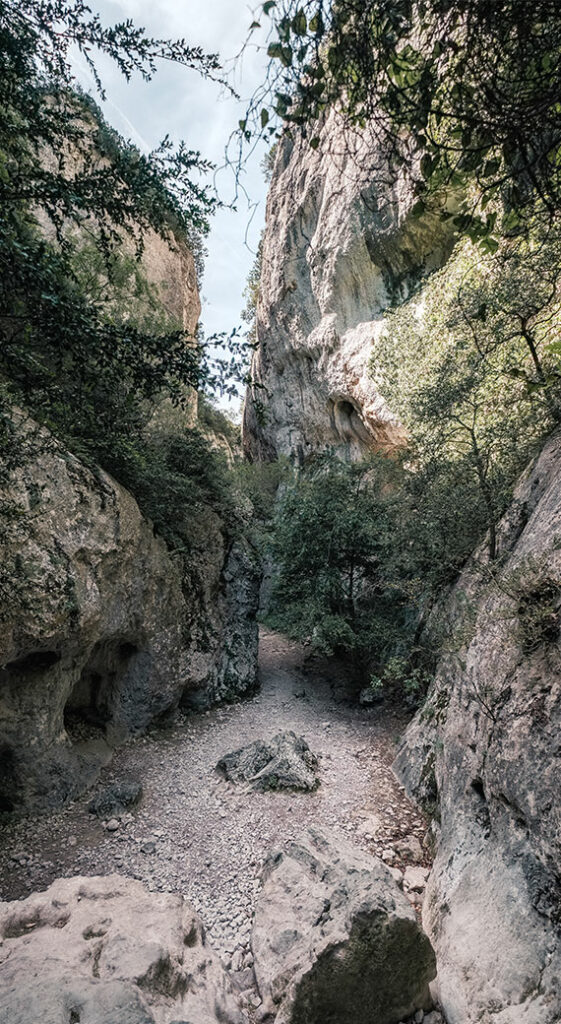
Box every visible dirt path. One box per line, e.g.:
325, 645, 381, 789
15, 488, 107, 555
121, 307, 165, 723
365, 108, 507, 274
0, 628, 427, 976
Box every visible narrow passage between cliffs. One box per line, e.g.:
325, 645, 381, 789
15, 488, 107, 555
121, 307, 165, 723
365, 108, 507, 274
0, 628, 427, 968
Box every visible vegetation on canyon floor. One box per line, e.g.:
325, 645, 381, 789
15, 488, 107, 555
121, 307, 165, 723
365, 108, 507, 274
240, 0, 561, 699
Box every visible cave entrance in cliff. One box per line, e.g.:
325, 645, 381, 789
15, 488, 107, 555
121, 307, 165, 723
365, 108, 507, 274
329, 398, 373, 457
63, 639, 139, 743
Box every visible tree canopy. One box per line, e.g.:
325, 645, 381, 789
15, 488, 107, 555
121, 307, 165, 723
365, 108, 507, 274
247, 0, 561, 239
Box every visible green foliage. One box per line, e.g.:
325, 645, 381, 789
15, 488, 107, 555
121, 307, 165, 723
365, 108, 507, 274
261, 143, 279, 182
0, 0, 254, 548
516, 579, 560, 654
370, 232, 561, 559
266, 454, 436, 690
241, 233, 264, 347
368, 657, 433, 704
198, 394, 241, 450
102, 427, 238, 550
249, 0, 561, 225
234, 458, 289, 524
70, 237, 182, 334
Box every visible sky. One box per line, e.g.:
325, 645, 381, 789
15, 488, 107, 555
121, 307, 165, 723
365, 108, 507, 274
73, 0, 272, 412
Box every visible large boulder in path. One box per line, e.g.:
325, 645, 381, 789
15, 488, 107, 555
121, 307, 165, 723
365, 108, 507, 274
252, 829, 436, 1024
0, 874, 247, 1024
217, 730, 319, 791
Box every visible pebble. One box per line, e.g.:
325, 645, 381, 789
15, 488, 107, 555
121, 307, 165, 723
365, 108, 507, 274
105, 819, 120, 833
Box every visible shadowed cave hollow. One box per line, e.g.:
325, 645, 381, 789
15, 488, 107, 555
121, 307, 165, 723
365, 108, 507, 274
63, 639, 140, 742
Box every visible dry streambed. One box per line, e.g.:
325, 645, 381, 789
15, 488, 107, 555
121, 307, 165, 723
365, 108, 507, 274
0, 629, 429, 978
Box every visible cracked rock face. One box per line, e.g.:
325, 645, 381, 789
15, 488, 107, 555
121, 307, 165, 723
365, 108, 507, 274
251, 828, 436, 1024
217, 731, 319, 792
0, 436, 259, 813
0, 874, 247, 1024
243, 117, 456, 463
395, 431, 561, 1024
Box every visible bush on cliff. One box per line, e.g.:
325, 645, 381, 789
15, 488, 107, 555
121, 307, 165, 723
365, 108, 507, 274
371, 231, 561, 559
0, 1, 251, 545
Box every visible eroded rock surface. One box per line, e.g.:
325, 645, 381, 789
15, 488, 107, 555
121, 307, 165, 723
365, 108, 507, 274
0, 874, 247, 1024
395, 431, 561, 1024
88, 781, 143, 819
0, 438, 259, 813
243, 117, 456, 463
217, 730, 319, 791
252, 827, 436, 1024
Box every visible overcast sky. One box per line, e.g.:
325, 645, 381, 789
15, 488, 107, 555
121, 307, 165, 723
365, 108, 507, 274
74, 0, 271, 411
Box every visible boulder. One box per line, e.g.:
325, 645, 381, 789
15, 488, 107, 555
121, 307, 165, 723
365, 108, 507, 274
88, 780, 143, 818
251, 828, 436, 1024
0, 874, 247, 1024
217, 731, 319, 792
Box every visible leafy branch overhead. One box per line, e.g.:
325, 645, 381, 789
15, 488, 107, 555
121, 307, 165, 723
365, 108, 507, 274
245, 0, 561, 231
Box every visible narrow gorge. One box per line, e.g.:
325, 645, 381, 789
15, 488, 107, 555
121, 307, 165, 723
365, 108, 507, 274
1, 4, 560, 1024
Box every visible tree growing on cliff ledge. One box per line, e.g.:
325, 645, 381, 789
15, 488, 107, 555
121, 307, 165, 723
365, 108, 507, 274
370, 229, 561, 560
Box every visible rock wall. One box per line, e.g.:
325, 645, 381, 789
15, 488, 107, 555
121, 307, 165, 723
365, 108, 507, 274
245, 111, 561, 1022
243, 116, 456, 463
0, 193, 260, 813
0, 434, 259, 813
395, 432, 561, 1024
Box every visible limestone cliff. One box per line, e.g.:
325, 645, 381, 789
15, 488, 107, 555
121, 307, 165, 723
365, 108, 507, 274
0, 222, 259, 813
243, 118, 456, 462
394, 433, 561, 1024
0, 426, 259, 814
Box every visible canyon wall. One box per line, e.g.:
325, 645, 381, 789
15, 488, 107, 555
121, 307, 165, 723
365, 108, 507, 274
395, 432, 561, 1024
245, 116, 561, 1023
243, 117, 456, 463
0, 229, 260, 814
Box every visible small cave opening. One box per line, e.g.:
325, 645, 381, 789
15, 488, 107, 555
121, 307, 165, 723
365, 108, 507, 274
471, 777, 491, 836
0, 743, 17, 813
471, 778, 486, 801
63, 639, 140, 744
3, 650, 61, 676
329, 398, 373, 455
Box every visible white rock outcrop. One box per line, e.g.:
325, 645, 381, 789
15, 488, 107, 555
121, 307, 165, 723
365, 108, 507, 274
0, 874, 247, 1024
243, 118, 456, 462
251, 828, 437, 1024
395, 431, 561, 1024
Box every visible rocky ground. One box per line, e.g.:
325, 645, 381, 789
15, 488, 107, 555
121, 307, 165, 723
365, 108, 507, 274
0, 628, 431, 1017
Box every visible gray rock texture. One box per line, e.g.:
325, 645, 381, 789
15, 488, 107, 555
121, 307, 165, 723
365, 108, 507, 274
243, 116, 456, 463
0, 437, 259, 813
395, 431, 561, 1024
217, 730, 319, 791
251, 827, 436, 1024
0, 874, 247, 1024
88, 780, 143, 818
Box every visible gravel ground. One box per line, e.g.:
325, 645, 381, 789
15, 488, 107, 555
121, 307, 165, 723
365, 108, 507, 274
0, 628, 429, 997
